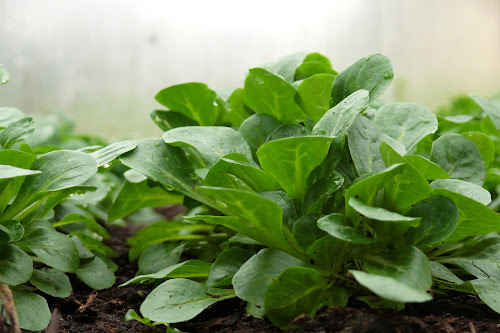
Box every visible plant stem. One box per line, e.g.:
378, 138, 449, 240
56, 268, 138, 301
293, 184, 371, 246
0, 283, 21, 333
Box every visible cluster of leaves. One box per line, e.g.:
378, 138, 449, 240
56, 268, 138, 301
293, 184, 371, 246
0, 64, 144, 331
117, 52, 500, 330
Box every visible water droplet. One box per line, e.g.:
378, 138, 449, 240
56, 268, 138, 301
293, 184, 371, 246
364, 57, 370, 62
103, 163, 111, 168
216, 200, 228, 209
69, 194, 74, 197
154, 142, 161, 146
164, 185, 174, 191
190, 173, 198, 180
383, 71, 392, 80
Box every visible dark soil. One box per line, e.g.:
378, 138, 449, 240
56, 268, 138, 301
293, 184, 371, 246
20, 223, 500, 333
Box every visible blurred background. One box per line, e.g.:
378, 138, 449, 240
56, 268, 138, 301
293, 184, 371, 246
0, 0, 499, 139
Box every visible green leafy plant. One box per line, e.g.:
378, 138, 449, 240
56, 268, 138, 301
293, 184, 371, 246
121, 52, 500, 329
0, 70, 140, 331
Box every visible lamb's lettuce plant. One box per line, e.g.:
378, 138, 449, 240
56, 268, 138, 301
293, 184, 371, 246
121, 53, 500, 329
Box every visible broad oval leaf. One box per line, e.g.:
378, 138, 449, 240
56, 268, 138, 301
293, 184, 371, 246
313, 90, 369, 141
0, 220, 24, 243
0, 107, 24, 127
430, 133, 485, 186
206, 247, 254, 287
317, 214, 379, 244
163, 126, 254, 168
430, 179, 491, 205
16, 228, 79, 273
140, 278, 235, 323
331, 53, 393, 106
89, 140, 137, 167
405, 196, 458, 246
239, 113, 282, 159
374, 102, 438, 152
257, 136, 333, 200
244, 68, 305, 123
405, 155, 450, 180
461, 131, 495, 168
155, 82, 218, 126
261, 52, 307, 83
0, 117, 35, 149
108, 180, 183, 222
350, 270, 432, 303
29, 268, 72, 298
292, 214, 327, 250
471, 278, 500, 314
10, 287, 51, 331
76, 255, 116, 290
0, 244, 33, 285
297, 74, 335, 122
470, 94, 500, 131
232, 248, 307, 307
264, 267, 327, 329
150, 110, 198, 131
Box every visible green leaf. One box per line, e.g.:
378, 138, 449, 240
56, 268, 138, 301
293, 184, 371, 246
70, 232, 119, 258
238, 113, 282, 159
0, 220, 24, 243
138, 243, 185, 275
294, 52, 336, 80
258, 190, 298, 227
140, 278, 235, 323
430, 133, 485, 186
261, 52, 307, 83
206, 247, 254, 287
348, 115, 406, 176
296, 74, 335, 122
470, 278, 500, 313
155, 82, 218, 126
461, 131, 495, 168
232, 248, 307, 307
122, 260, 212, 286
127, 221, 211, 261
405, 196, 458, 246
264, 267, 327, 329
292, 214, 327, 250
29, 268, 72, 298
244, 68, 305, 123
344, 163, 406, 222
331, 53, 393, 106
432, 188, 500, 243
470, 94, 500, 131
150, 110, 198, 131
374, 102, 437, 152
203, 156, 281, 192
350, 270, 432, 303
76, 255, 116, 289
430, 261, 464, 284
349, 197, 420, 240
124, 309, 156, 329
108, 180, 183, 222
163, 126, 254, 168
89, 140, 137, 167
305, 236, 343, 269
195, 187, 303, 258
0, 244, 33, 285
379, 142, 432, 212
119, 138, 207, 205
0, 165, 41, 180
430, 179, 491, 205
438, 239, 500, 280
10, 287, 51, 331
16, 228, 79, 273
0, 64, 9, 84
303, 171, 344, 214
317, 214, 379, 244
362, 246, 432, 292
404, 155, 450, 180
53, 213, 109, 239
4, 150, 98, 220
267, 123, 309, 141
257, 136, 332, 200
227, 88, 254, 126
0, 117, 35, 149
0, 107, 24, 127
312, 90, 369, 143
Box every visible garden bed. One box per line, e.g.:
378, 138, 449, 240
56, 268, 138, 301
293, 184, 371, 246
26, 224, 500, 333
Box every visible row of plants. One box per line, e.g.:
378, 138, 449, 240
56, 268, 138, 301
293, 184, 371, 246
1, 53, 500, 332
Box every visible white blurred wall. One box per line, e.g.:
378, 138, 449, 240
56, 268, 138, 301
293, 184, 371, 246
0, 0, 499, 138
